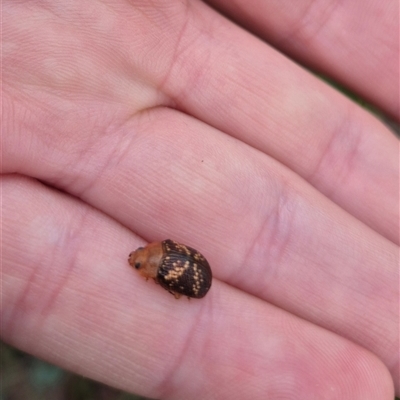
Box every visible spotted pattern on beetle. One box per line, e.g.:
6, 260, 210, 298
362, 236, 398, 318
129, 239, 212, 299
158, 240, 211, 298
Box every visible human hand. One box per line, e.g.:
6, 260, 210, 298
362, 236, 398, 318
2, 1, 398, 399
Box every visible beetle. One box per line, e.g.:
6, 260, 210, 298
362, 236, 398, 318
128, 239, 212, 299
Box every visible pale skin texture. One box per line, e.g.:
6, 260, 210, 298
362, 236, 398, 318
2, 1, 399, 399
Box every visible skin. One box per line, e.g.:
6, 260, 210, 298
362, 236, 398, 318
2, 1, 398, 399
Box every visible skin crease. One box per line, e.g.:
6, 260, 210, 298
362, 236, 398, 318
1, 1, 398, 399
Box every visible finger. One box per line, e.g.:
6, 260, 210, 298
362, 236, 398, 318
5, 103, 398, 390
205, 0, 399, 118
3, 0, 398, 245
160, 1, 399, 243
1, 175, 394, 400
